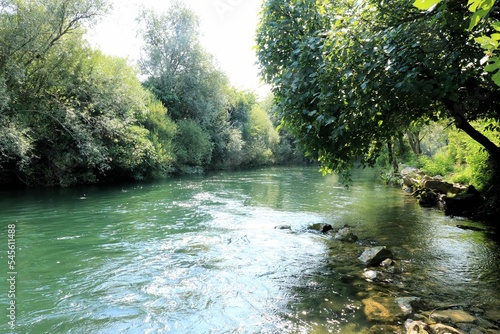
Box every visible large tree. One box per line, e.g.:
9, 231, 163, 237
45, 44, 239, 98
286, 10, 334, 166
138, 2, 232, 171
256, 0, 500, 181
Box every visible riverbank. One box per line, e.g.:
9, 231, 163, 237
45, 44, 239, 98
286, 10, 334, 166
388, 167, 499, 224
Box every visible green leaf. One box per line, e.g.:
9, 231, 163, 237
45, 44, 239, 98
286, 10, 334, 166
491, 69, 500, 86
469, 11, 483, 30
484, 56, 500, 72
492, 20, 500, 32
413, 0, 441, 10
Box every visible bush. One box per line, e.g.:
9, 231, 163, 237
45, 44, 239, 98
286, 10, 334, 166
418, 148, 455, 176
173, 119, 213, 172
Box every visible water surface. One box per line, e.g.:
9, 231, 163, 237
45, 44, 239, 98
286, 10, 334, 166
0, 167, 498, 333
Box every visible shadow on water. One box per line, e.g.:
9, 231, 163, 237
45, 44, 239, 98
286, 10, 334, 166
0, 166, 499, 333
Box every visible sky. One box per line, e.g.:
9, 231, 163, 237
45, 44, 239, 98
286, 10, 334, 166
85, 0, 269, 97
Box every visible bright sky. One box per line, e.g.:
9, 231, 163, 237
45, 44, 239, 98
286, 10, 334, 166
86, 0, 269, 97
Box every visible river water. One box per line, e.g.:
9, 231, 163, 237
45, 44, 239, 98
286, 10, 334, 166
0, 167, 499, 333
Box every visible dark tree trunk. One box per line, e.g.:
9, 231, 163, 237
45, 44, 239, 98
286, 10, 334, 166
443, 99, 500, 160
387, 139, 399, 173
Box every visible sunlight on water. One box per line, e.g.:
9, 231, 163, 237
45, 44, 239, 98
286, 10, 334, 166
0, 167, 498, 333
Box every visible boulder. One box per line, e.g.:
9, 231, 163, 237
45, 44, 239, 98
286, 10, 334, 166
445, 186, 485, 217
358, 246, 394, 267
423, 179, 454, 194
334, 227, 358, 242
417, 188, 440, 207
395, 297, 420, 316
380, 258, 393, 267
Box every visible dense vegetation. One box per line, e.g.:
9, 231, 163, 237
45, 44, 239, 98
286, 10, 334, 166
256, 0, 500, 219
0, 0, 306, 188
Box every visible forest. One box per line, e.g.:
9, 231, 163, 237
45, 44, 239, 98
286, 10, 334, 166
0, 0, 307, 188
1, 0, 499, 219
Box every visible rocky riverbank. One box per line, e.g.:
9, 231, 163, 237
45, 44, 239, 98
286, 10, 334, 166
295, 223, 500, 334
397, 167, 493, 222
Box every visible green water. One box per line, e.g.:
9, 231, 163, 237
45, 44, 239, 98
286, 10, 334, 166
0, 167, 499, 333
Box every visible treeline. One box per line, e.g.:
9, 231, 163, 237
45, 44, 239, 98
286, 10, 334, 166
0, 0, 305, 188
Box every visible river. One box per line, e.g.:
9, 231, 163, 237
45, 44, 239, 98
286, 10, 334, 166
0, 167, 499, 333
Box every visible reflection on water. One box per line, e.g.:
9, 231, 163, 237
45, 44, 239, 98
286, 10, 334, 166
0, 167, 498, 333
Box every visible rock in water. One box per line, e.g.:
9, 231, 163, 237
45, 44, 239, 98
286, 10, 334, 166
405, 320, 431, 334
334, 227, 358, 242
274, 225, 291, 230
426, 309, 476, 323
358, 246, 394, 267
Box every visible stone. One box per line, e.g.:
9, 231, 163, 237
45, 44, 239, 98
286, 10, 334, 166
362, 295, 414, 323
363, 270, 379, 281
423, 179, 455, 194
405, 320, 431, 334
380, 258, 393, 267
274, 224, 291, 230
358, 246, 394, 267
417, 188, 440, 207
445, 187, 486, 217
395, 297, 420, 316
427, 309, 476, 323
362, 297, 399, 322
308, 223, 333, 233
484, 309, 500, 322
429, 323, 465, 334
334, 227, 358, 242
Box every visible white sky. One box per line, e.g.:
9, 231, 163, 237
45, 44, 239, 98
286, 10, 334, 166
85, 0, 270, 97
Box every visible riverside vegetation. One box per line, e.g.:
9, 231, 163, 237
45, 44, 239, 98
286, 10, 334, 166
0, 0, 308, 188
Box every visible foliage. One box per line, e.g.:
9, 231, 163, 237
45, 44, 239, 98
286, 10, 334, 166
418, 149, 456, 176
0, 0, 177, 186
172, 119, 213, 173
414, 0, 500, 86
256, 0, 500, 183
448, 119, 500, 189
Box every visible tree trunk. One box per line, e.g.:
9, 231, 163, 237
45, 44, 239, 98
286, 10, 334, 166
387, 140, 399, 173
407, 131, 422, 156
443, 100, 500, 160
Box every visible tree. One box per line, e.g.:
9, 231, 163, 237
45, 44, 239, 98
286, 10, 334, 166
256, 0, 500, 173
138, 2, 232, 171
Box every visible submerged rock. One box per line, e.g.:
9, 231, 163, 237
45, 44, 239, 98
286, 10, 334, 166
405, 320, 430, 334
425, 309, 476, 324
334, 227, 358, 242
362, 295, 410, 322
429, 323, 466, 334
358, 246, 394, 267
